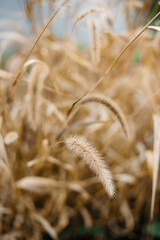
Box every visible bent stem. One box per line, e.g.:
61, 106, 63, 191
12, 0, 68, 86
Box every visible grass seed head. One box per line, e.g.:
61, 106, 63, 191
65, 135, 116, 197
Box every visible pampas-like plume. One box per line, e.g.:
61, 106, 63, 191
80, 95, 129, 137
89, 19, 100, 64
65, 135, 115, 197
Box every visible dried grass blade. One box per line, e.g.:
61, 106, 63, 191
0, 69, 16, 81
0, 134, 9, 167
57, 120, 110, 140
150, 115, 160, 220
16, 176, 88, 197
15, 176, 60, 193
23, 59, 46, 73
0, 20, 22, 31
120, 199, 134, 230
27, 156, 73, 171
23, 59, 60, 93
0, 32, 31, 46
33, 214, 58, 240
48, 156, 74, 171
148, 26, 160, 31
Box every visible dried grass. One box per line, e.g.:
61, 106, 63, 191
0, 0, 160, 239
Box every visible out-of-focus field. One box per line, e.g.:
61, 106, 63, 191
0, 0, 160, 239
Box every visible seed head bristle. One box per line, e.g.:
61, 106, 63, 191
65, 135, 116, 197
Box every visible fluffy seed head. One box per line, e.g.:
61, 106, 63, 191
65, 135, 115, 197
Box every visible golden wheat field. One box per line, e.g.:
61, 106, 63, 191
0, 0, 160, 239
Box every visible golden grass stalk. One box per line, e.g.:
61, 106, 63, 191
80, 95, 129, 137
65, 135, 115, 197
